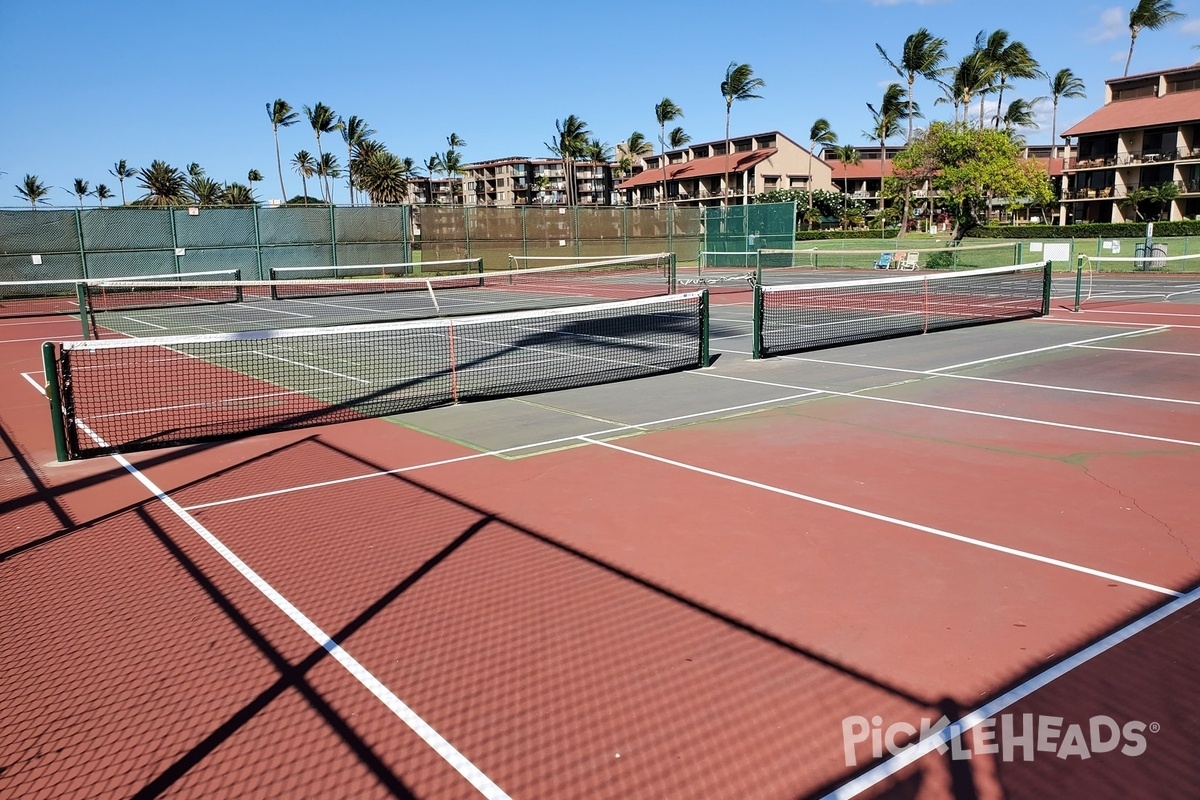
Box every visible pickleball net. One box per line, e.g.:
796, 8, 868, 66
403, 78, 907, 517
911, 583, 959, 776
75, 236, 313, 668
81, 253, 675, 337
45, 290, 710, 459
752, 262, 1050, 357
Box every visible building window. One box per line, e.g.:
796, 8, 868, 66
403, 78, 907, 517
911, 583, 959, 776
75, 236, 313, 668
712, 144, 726, 156
693, 146, 709, 158
763, 175, 779, 189
1113, 83, 1156, 101
1167, 76, 1200, 93
735, 141, 752, 152
789, 177, 807, 188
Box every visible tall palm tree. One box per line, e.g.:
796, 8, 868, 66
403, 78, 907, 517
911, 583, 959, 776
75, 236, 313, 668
936, 50, 993, 125
109, 159, 136, 205
72, 179, 90, 207
720, 62, 765, 205
1126, 0, 1185, 75
186, 162, 205, 179
616, 132, 653, 181
545, 115, 590, 206
832, 145, 862, 229
1000, 97, 1043, 138
654, 97, 683, 204
979, 30, 1042, 129
316, 152, 341, 203
877, 28, 947, 235
291, 150, 317, 204
247, 168, 263, 194
447, 132, 467, 150
806, 119, 838, 219
339, 116, 375, 205
16, 174, 52, 209
303, 102, 338, 202
439, 148, 465, 207
1049, 69, 1086, 158
423, 154, 440, 203
668, 126, 691, 149
136, 160, 189, 206
865, 84, 909, 232
92, 184, 114, 207
189, 176, 225, 205
357, 147, 411, 205
267, 99, 299, 201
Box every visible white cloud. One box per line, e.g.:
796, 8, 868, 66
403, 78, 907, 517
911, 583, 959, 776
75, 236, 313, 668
1087, 7, 1127, 43
1181, 20, 1200, 34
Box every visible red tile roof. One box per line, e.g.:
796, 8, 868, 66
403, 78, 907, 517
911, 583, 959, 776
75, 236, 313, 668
618, 149, 777, 189
1062, 91, 1200, 137
830, 160, 894, 180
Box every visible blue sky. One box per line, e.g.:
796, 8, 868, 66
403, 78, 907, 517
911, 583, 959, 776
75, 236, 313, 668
2, 0, 1198, 207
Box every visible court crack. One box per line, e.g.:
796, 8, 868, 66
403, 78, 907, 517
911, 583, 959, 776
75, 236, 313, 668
1076, 464, 1197, 567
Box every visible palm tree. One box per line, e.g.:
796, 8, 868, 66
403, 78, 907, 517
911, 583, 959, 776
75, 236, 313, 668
720, 62, 765, 205
109, 159, 136, 205
832, 145, 862, 229
303, 102, 338, 202
356, 147, 411, 205
936, 50, 993, 125
247, 168, 263, 196
339, 116, 375, 205
1126, 0, 1185, 76
979, 30, 1042, 129
224, 183, 255, 206
439, 148, 465, 206
1048, 69, 1086, 159
1000, 97, 1043, 138
291, 150, 317, 204
189, 176, 224, 205
447, 132, 467, 150
136, 160, 189, 206
72, 179, 90, 207
668, 127, 691, 149
16, 174, 52, 209
877, 28, 948, 144
267, 99, 299, 201
654, 97, 683, 204
806, 119, 838, 221
545, 115, 590, 206
423, 154, 440, 203
865, 84, 909, 232
316, 152, 341, 203
186, 162, 205, 180
92, 184, 114, 206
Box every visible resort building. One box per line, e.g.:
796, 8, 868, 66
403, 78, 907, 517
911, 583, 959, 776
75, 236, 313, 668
617, 131, 832, 207
456, 157, 617, 206
1060, 63, 1200, 223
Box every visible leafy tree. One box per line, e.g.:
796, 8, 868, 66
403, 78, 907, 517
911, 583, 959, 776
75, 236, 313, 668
339, 115, 375, 205
755, 188, 868, 226
267, 99, 299, 200
136, 160, 189, 206
668, 126, 691, 149
16, 174, 52, 209
291, 150, 317, 204
303, 102, 338, 202
109, 159, 136, 205
1126, 0, 1185, 76
888, 122, 1054, 239
92, 183, 114, 206
720, 62, 765, 203
72, 178, 90, 207
806, 119, 837, 224
1048, 69, 1086, 158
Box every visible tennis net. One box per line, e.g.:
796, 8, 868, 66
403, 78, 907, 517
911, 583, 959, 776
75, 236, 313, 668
0, 269, 241, 319
753, 263, 1050, 358
757, 241, 1022, 279
81, 254, 676, 338
1074, 252, 1200, 310
46, 290, 710, 459
268, 257, 483, 288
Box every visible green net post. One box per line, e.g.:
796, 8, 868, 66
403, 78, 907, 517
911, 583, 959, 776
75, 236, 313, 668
76, 282, 91, 340
74, 209, 88, 279
1016, 241, 1023, 264
42, 342, 70, 462
699, 289, 710, 367
1074, 255, 1084, 312
1042, 261, 1053, 316
751, 283, 764, 359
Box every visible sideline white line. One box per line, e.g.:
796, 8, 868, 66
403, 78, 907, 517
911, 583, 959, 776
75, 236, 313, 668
928, 326, 1166, 372
1074, 343, 1200, 358
181, 389, 825, 511
21, 378, 510, 800
694, 371, 1200, 449
1076, 308, 1200, 319
581, 437, 1180, 597
251, 350, 371, 384
823, 584, 1200, 799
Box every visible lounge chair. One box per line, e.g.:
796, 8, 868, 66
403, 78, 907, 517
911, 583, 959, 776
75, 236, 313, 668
873, 252, 894, 269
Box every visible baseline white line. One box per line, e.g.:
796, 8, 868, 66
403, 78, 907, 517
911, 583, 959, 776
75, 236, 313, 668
580, 437, 1180, 596
1077, 308, 1200, 319
928, 326, 1167, 372
1073, 343, 1200, 358
180, 389, 825, 511
823, 584, 1200, 799
694, 371, 1200, 448
122, 316, 169, 330
21, 378, 510, 800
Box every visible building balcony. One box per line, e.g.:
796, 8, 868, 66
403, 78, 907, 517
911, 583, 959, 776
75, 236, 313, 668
1070, 146, 1200, 170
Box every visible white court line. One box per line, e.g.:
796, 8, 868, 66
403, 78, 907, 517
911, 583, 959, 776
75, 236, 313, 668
1074, 343, 1200, 357
250, 350, 371, 384
927, 326, 1167, 372
21, 378, 510, 800
1042, 317, 1200, 330
823, 583, 1200, 799
694, 370, 1200, 449
229, 304, 313, 318
122, 316, 169, 330
581, 436, 1180, 596
1076, 308, 1200, 319
180, 389, 826, 511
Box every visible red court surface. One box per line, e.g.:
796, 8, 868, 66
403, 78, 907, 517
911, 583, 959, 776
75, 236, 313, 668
2, 297, 1199, 799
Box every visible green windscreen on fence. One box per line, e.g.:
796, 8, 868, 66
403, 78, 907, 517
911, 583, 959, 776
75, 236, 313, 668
703, 202, 797, 268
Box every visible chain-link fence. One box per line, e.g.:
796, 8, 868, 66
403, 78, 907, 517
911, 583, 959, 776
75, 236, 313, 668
702, 202, 798, 267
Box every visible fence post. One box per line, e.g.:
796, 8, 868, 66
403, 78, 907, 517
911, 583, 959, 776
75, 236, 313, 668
667, 205, 674, 256
42, 343, 70, 463
402, 206, 412, 264
74, 209, 88, 279
170, 209, 180, 274
521, 205, 527, 257
463, 206, 471, 260
751, 282, 764, 359
699, 289, 710, 367
252, 204, 263, 279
